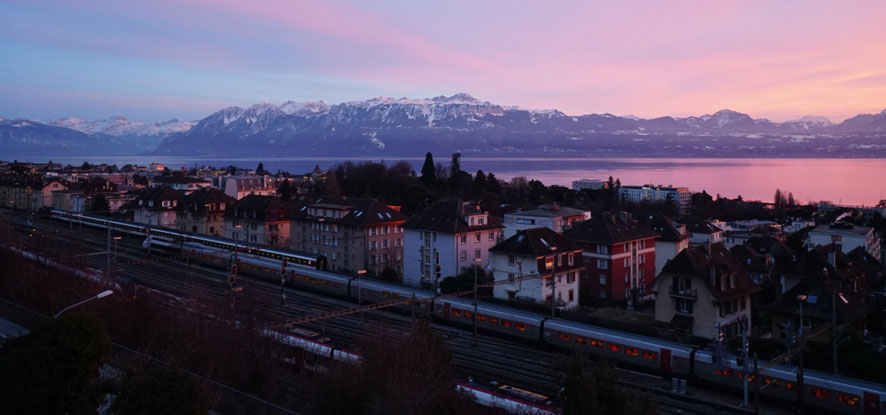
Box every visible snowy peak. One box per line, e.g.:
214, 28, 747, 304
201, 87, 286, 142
430, 93, 481, 105
46, 114, 194, 136
790, 115, 832, 126
280, 100, 329, 116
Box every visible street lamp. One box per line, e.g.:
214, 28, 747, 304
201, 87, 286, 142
797, 294, 808, 339
473, 256, 483, 346
357, 269, 367, 308
54, 290, 114, 318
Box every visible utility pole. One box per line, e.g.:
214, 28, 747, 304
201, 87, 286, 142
797, 342, 805, 414
742, 319, 748, 408
832, 289, 838, 375
472, 256, 482, 346
550, 247, 558, 318
106, 225, 111, 279
753, 353, 759, 415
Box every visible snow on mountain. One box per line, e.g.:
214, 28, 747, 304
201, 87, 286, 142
790, 115, 832, 126
46, 115, 195, 136
280, 100, 329, 116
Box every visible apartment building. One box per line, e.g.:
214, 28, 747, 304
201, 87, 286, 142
619, 184, 692, 214
502, 203, 590, 238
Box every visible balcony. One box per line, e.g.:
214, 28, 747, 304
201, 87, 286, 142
669, 285, 697, 299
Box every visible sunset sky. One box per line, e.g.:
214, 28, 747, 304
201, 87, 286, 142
1, 0, 884, 122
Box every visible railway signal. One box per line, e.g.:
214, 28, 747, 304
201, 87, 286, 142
230, 263, 238, 287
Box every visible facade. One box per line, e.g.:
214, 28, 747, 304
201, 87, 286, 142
402, 199, 503, 290
563, 212, 658, 304
619, 185, 691, 214
679, 216, 724, 246
0, 175, 68, 211
782, 218, 816, 234
489, 228, 584, 310
175, 187, 236, 236
221, 175, 277, 200
502, 203, 590, 238
131, 186, 185, 229
571, 179, 607, 191
637, 213, 690, 278
653, 243, 760, 339
807, 223, 881, 263
224, 194, 291, 246
290, 196, 407, 276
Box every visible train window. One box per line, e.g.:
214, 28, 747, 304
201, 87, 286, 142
559, 333, 571, 341
516, 324, 526, 331
607, 343, 620, 352
502, 320, 511, 328
452, 310, 463, 317
785, 382, 795, 391
382, 291, 390, 298
575, 336, 585, 344
837, 394, 859, 405
624, 347, 639, 357
763, 378, 779, 388
642, 351, 657, 360
737, 373, 755, 383
715, 369, 733, 377
464, 312, 473, 318
812, 388, 831, 399
477, 314, 487, 321
489, 317, 499, 324
590, 340, 604, 348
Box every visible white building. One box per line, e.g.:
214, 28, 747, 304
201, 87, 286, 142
150, 176, 212, 194
221, 175, 277, 200
502, 203, 590, 238
402, 199, 502, 290
619, 185, 691, 214
807, 223, 881, 263
782, 218, 816, 234
679, 217, 724, 246
572, 179, 607, 191
638, 213, 690, 278
489, 228, 584, 310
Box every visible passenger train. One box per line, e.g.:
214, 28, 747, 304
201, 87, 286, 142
51, 210, 886, 414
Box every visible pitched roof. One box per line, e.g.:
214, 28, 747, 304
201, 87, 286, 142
658, 243, 760, 301
490, 227, 581, 256
133, 186, 185, 208
562, 211, 659, 245
637, 212, 689, 243
729, 245, 770, 273
179, 187, 236, 213
291, 195, 407, 226
226, 194, 290, 221
401, 198, 502, 234
507, 203, 589, 219
677, 216, 723, 234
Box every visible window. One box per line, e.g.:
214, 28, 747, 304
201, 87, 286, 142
460, 250, 467, 261
382, 239, 389, 249
508, 273, 515, 282
545, 256, 554, 270
624, 257, 630, 267
639, 240, 646, 249
460, 235, 467, 245
478, 217, 485, 225
567, 273, 576, 284
508, 255, 515, 265
488, 231, 495, 241
599, 274, 606, 285
432, 232, 436, 241
474, 233, 481, 243
740, 296, 746, 311
382, 254, 389, 263
370, 255, 377, 265
568, 290, 574, 302
474, 249, 481, 259
369, 241, 376, 250
639, 254, 645, 264
596, 245, 608, 254
624, 243, 629, 251
597, 259, 608, 269
395, 238, 401, 247
382, 225, 389, 235
568, 253, 574, 266
369, 227, 377, 236
677, 299, 693, 314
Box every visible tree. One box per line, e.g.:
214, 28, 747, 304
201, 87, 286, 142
472, 169, 487, 195
90, 194, 110, 214
0, 315, 111, 415
111, 365, 210, 415
278, 180, 292, 201
324, 169, 341, 196
379, 267, 400, 282
558, 355, 656, 415
420, 152, 437, 186
439, 265, 492, 297
450, 152, 462, 176
256, 162, 268, 176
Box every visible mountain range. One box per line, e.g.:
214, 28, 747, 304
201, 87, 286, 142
2, 94, 885, 158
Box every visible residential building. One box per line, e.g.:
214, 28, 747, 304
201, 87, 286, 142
224, 194, 291, 246
502, 203, 590, 238
729, 236, 795, 284
807, 223, 881, 263
0, 175, 68, 211
290, 196, 407, 276
781, 217, 816, 234
678, 216, 724, 246
562, 212, 658, 304
176, 187, 236, 236
763, 245, 872, 345
637, 213, 690, 278
571, 179, 607, 191
221, 175, 277, 200
402, 199, 503, 290
131, 186, 185, 229
489, 228, 584, 310
150, 176, 212, 194
653, 243, 760, 339
619, 184, 692, 214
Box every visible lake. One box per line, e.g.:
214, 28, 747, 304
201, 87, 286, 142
27, 156, 886, 206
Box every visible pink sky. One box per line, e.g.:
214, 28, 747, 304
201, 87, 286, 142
1, 0, 884, 121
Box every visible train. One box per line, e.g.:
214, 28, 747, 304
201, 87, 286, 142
50, 210, 886, 414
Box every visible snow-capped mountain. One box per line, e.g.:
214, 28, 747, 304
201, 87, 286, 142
3, 95, 885, 158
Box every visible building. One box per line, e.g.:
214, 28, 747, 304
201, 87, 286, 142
224, 194, 291, 246
637, 213, 690, 278
175, 187, 236, 236
653, 243, 760, 339
402, 199, 503, 290
489, 228, 584, 310
562, 212, 658, 304
290, 196, 407, 276
221, 175, 277, 200
619, 185, 691, 214
807, 223, 881, 263
150, 176, 212, 194
502, 203, 590, 238
0, 175, 68, 211
131, 186, 185, 229
678, 216, 724, 246
571, 179, 607, 191
781, 217, 816, 234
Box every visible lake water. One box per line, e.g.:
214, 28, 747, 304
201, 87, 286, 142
29, 156, 886, 206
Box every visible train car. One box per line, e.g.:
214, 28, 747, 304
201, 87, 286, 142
440, 297, 548, 342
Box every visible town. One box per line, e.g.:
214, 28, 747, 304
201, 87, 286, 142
1, 154, 885, 414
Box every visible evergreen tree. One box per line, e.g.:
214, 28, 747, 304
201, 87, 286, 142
420, 152, 437, 185
324, 169, 341, 196
450, 152, 462, 175
90, 194, 110, 214
256, 162, 268, 175
278, 180, 292, 201
473, 169, 487, 194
